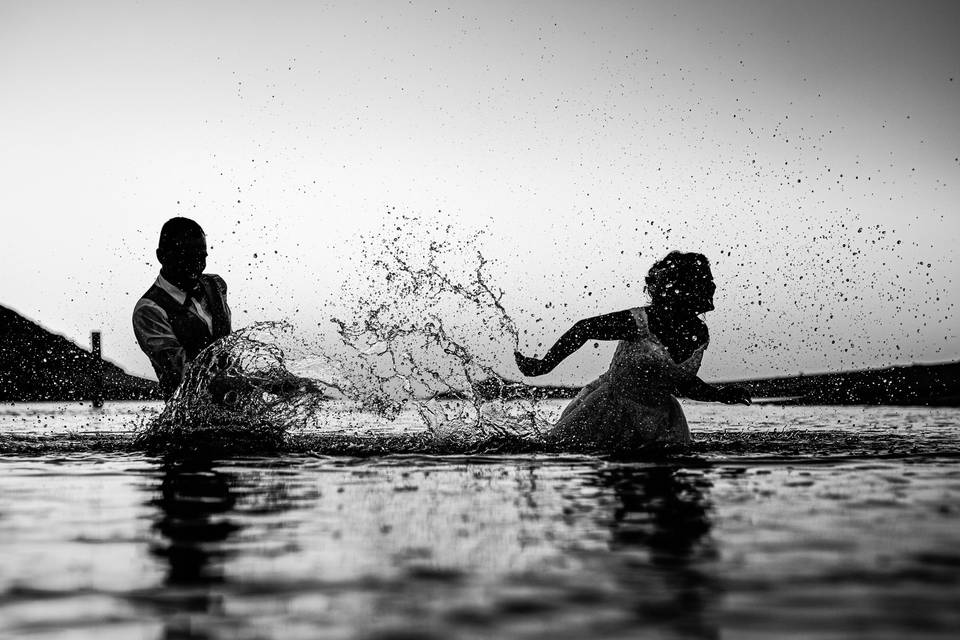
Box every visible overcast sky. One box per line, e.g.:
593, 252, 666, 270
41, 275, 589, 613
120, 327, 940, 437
1, 0, 957, 385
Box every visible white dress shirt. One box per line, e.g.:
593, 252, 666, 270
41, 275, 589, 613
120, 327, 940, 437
132, 273, 230, 387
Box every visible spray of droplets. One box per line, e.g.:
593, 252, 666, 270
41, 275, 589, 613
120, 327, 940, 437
135, 322, 331, 455
324, 215, 556, 439
137, 215, 560, 454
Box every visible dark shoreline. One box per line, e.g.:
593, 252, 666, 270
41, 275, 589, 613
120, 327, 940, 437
2, 302, 957, 407
718, 360, 960, 407
1, 304, 162, 402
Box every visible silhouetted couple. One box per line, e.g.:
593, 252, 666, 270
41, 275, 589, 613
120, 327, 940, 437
134, 218, 749, 451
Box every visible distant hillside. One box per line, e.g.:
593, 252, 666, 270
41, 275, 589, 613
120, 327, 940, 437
469, 361, 960, 407
0, 304, 161, 402
722, 361, 960, 407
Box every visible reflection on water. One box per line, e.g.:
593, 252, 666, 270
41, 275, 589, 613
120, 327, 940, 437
595, 466, 712, 556
593, 467, 717, 639
140, 460, 728, 639
149, 463, 239, 640
148, 462, 309, 639
152, 464, 239, 587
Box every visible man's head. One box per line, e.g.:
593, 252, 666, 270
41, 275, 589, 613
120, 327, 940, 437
156, 217, 207, 288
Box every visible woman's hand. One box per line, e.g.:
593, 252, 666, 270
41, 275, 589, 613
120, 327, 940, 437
515, 351, 549, 377
717, 385, 752, 405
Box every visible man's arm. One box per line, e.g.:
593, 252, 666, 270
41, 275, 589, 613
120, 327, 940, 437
132, 301, 187, 397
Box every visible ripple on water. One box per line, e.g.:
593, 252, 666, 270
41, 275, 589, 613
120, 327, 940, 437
0, 407, 959, 638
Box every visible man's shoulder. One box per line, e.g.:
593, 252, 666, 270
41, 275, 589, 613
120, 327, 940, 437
135, 277, 166, 310
133, 275, 173, 320
133, 296, 165, 321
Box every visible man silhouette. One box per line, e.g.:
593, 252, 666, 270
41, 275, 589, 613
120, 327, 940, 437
133, 218, 232, 398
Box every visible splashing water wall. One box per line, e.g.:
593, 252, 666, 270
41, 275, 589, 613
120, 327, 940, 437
137, 322, 329, 454
140, 217, 560, 454
327, 217, 535, 428
322, 216, 568, 441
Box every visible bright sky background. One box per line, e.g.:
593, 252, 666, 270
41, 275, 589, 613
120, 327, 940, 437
1, 0, 958, 385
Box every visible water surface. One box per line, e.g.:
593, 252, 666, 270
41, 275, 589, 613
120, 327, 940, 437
1, 402, 958, 639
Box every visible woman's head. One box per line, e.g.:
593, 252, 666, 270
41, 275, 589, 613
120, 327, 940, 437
645, 251, 715, 313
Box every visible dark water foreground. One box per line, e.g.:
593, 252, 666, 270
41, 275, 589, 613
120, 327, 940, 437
1, 402, 959, 639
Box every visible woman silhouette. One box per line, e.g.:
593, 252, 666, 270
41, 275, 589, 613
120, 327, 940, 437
515, 251, 750, 451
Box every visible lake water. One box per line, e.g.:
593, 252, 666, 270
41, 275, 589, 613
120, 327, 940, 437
1, 401, 959, 639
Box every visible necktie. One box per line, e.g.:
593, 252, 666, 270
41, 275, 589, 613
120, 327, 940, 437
182, 284, 203, 310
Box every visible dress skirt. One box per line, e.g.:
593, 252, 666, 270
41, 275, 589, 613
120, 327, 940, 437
546, 376, 691, 452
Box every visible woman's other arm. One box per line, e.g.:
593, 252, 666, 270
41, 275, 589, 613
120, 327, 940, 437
678, 376, 752, 404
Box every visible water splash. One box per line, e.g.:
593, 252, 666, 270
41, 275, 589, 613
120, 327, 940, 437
135, 322, 332, 455
136, 217, 556, 455
325, 218, 555, 441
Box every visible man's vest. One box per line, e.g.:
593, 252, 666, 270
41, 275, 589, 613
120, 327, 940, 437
142, 274, 232, 361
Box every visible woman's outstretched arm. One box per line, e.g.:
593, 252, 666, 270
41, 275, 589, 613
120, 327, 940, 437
678, 376, 752, 404
515, 309, 640, 377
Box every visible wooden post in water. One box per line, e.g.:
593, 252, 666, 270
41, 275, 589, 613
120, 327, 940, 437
91, 331, 104, 408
